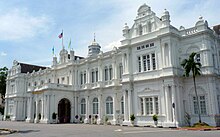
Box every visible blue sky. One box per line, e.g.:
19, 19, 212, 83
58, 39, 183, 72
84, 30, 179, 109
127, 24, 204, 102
0, 0, 219, 68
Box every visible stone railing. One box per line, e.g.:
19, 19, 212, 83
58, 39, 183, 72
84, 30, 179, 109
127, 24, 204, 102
28, 83, 73, 92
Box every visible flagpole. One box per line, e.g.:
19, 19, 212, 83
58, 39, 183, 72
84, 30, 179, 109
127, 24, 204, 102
62, 30, 64, 49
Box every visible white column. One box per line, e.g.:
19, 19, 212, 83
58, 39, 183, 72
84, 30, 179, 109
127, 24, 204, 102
97, 94, 102, 124
112, 93, 117, 123
172, 85, 176, 124
152, 97, 156, 114
47, 95, 50, 122
74, 96, 77, 120
4, 99, 8, 120
164, 86, 170, 122
128, 90, 132, 120
143, 97, 146, 115
141, 56, 143, 72
168, 44, 172, 66
123, 90, 128, 121
41, 99, 44, 121
35, 100, 39, 123
176, 85, 182, 125
84, 96, 89, 123
26, 97, 30, 122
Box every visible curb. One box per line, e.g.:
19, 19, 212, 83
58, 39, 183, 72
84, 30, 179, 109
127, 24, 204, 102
174, 127, 220, 131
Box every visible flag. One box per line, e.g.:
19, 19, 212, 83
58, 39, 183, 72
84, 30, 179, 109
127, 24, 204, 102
58, 32, 63, 39
68, 39, 71, 49
52, 46, 55, 55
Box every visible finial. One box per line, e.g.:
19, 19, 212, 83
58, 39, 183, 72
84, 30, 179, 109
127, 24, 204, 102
199, 15, 203, 20
94, 33, 96, 42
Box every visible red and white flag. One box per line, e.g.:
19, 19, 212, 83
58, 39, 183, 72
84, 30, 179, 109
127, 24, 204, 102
58, 32, 63, 39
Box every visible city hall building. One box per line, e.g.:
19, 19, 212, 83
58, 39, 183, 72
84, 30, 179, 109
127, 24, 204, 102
4, 4, 220, 127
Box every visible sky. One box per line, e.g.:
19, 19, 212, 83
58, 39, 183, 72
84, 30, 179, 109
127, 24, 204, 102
0, 0, 219, 68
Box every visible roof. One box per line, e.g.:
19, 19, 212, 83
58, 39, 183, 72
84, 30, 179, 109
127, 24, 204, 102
18, 62, 47, 73
213, 25, 220, 35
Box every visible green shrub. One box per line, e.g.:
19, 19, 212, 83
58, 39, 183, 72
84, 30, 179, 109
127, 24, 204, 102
52, 112, 57, 120
152, 114, 158, 121
130, 114, 135, 121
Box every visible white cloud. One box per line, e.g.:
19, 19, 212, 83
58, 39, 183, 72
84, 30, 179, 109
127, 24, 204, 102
0, 51, 7, 56
103, 40, 122, 51
0, 8, 52, 41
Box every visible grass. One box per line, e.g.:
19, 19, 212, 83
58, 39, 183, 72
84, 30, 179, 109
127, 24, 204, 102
182, 122, 214, 129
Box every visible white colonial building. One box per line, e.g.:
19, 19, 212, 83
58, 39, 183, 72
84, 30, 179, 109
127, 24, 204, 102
4, 4, 220, 127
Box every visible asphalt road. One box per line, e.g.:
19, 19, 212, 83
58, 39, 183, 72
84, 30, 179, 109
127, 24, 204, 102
0, 121, 220, 137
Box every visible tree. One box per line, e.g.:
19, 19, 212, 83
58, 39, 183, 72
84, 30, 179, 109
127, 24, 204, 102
0, 67, 8, 99
181, 52, 202, 123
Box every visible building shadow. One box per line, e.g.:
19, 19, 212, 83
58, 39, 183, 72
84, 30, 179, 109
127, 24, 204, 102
18, 130, 40, 134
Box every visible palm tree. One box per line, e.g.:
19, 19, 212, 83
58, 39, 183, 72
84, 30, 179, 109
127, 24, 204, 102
181, 52, 202, 123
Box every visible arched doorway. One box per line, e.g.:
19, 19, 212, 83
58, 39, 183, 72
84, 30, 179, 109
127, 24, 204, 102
58, 98, 71, 123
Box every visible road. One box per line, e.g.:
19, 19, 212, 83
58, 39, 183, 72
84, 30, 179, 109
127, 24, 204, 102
0, 121, 220, 137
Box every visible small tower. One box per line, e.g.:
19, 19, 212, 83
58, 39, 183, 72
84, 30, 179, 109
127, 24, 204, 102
122, 23, 129, 38
59, 48, 68, 63
161, 9, 170, 27
88, 33, 101, 56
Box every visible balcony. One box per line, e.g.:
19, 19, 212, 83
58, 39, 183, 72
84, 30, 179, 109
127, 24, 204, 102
27, 83, 73, 92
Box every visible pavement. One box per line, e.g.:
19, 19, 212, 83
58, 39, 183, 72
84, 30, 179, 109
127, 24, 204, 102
0, 121, 220, 137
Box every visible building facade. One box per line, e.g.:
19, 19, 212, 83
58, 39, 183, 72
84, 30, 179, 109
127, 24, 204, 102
4, 4, 220, 127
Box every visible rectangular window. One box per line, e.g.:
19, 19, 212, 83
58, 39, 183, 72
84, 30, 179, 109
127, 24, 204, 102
152, 53, 156, 70
155, 97, 159, 114
140, 98, 143, 115
150, 43, 154, 47
119, 64, 123, 79
146, 97, 153, 114
105, 68, 108, 81
200, 96, 207, 115
67, 77, 69, 85
143, 55, 147, 71
193, 95, 207, 115
146, 44, 149, 48
196, 54, 201, 63
95, 70, 98, 82
80, 73, 83, 85
93, 103, 98, 114
121, 101, 124, 114
109, 67, 112, 80
81, 104, 86, 114
138, 56, 141, 72
84, 73, 86, 84
147, 54, 150, 70
212, 54, 215, 68
91, 71, 95, 83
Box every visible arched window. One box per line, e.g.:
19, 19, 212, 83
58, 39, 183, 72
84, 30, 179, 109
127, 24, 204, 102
121, 96, 124, 114
48, 79, 51, 83
81, 98, 86, 114
106, 96, 113, 114
93, 98, 99, 114
34, 82, 37, 86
